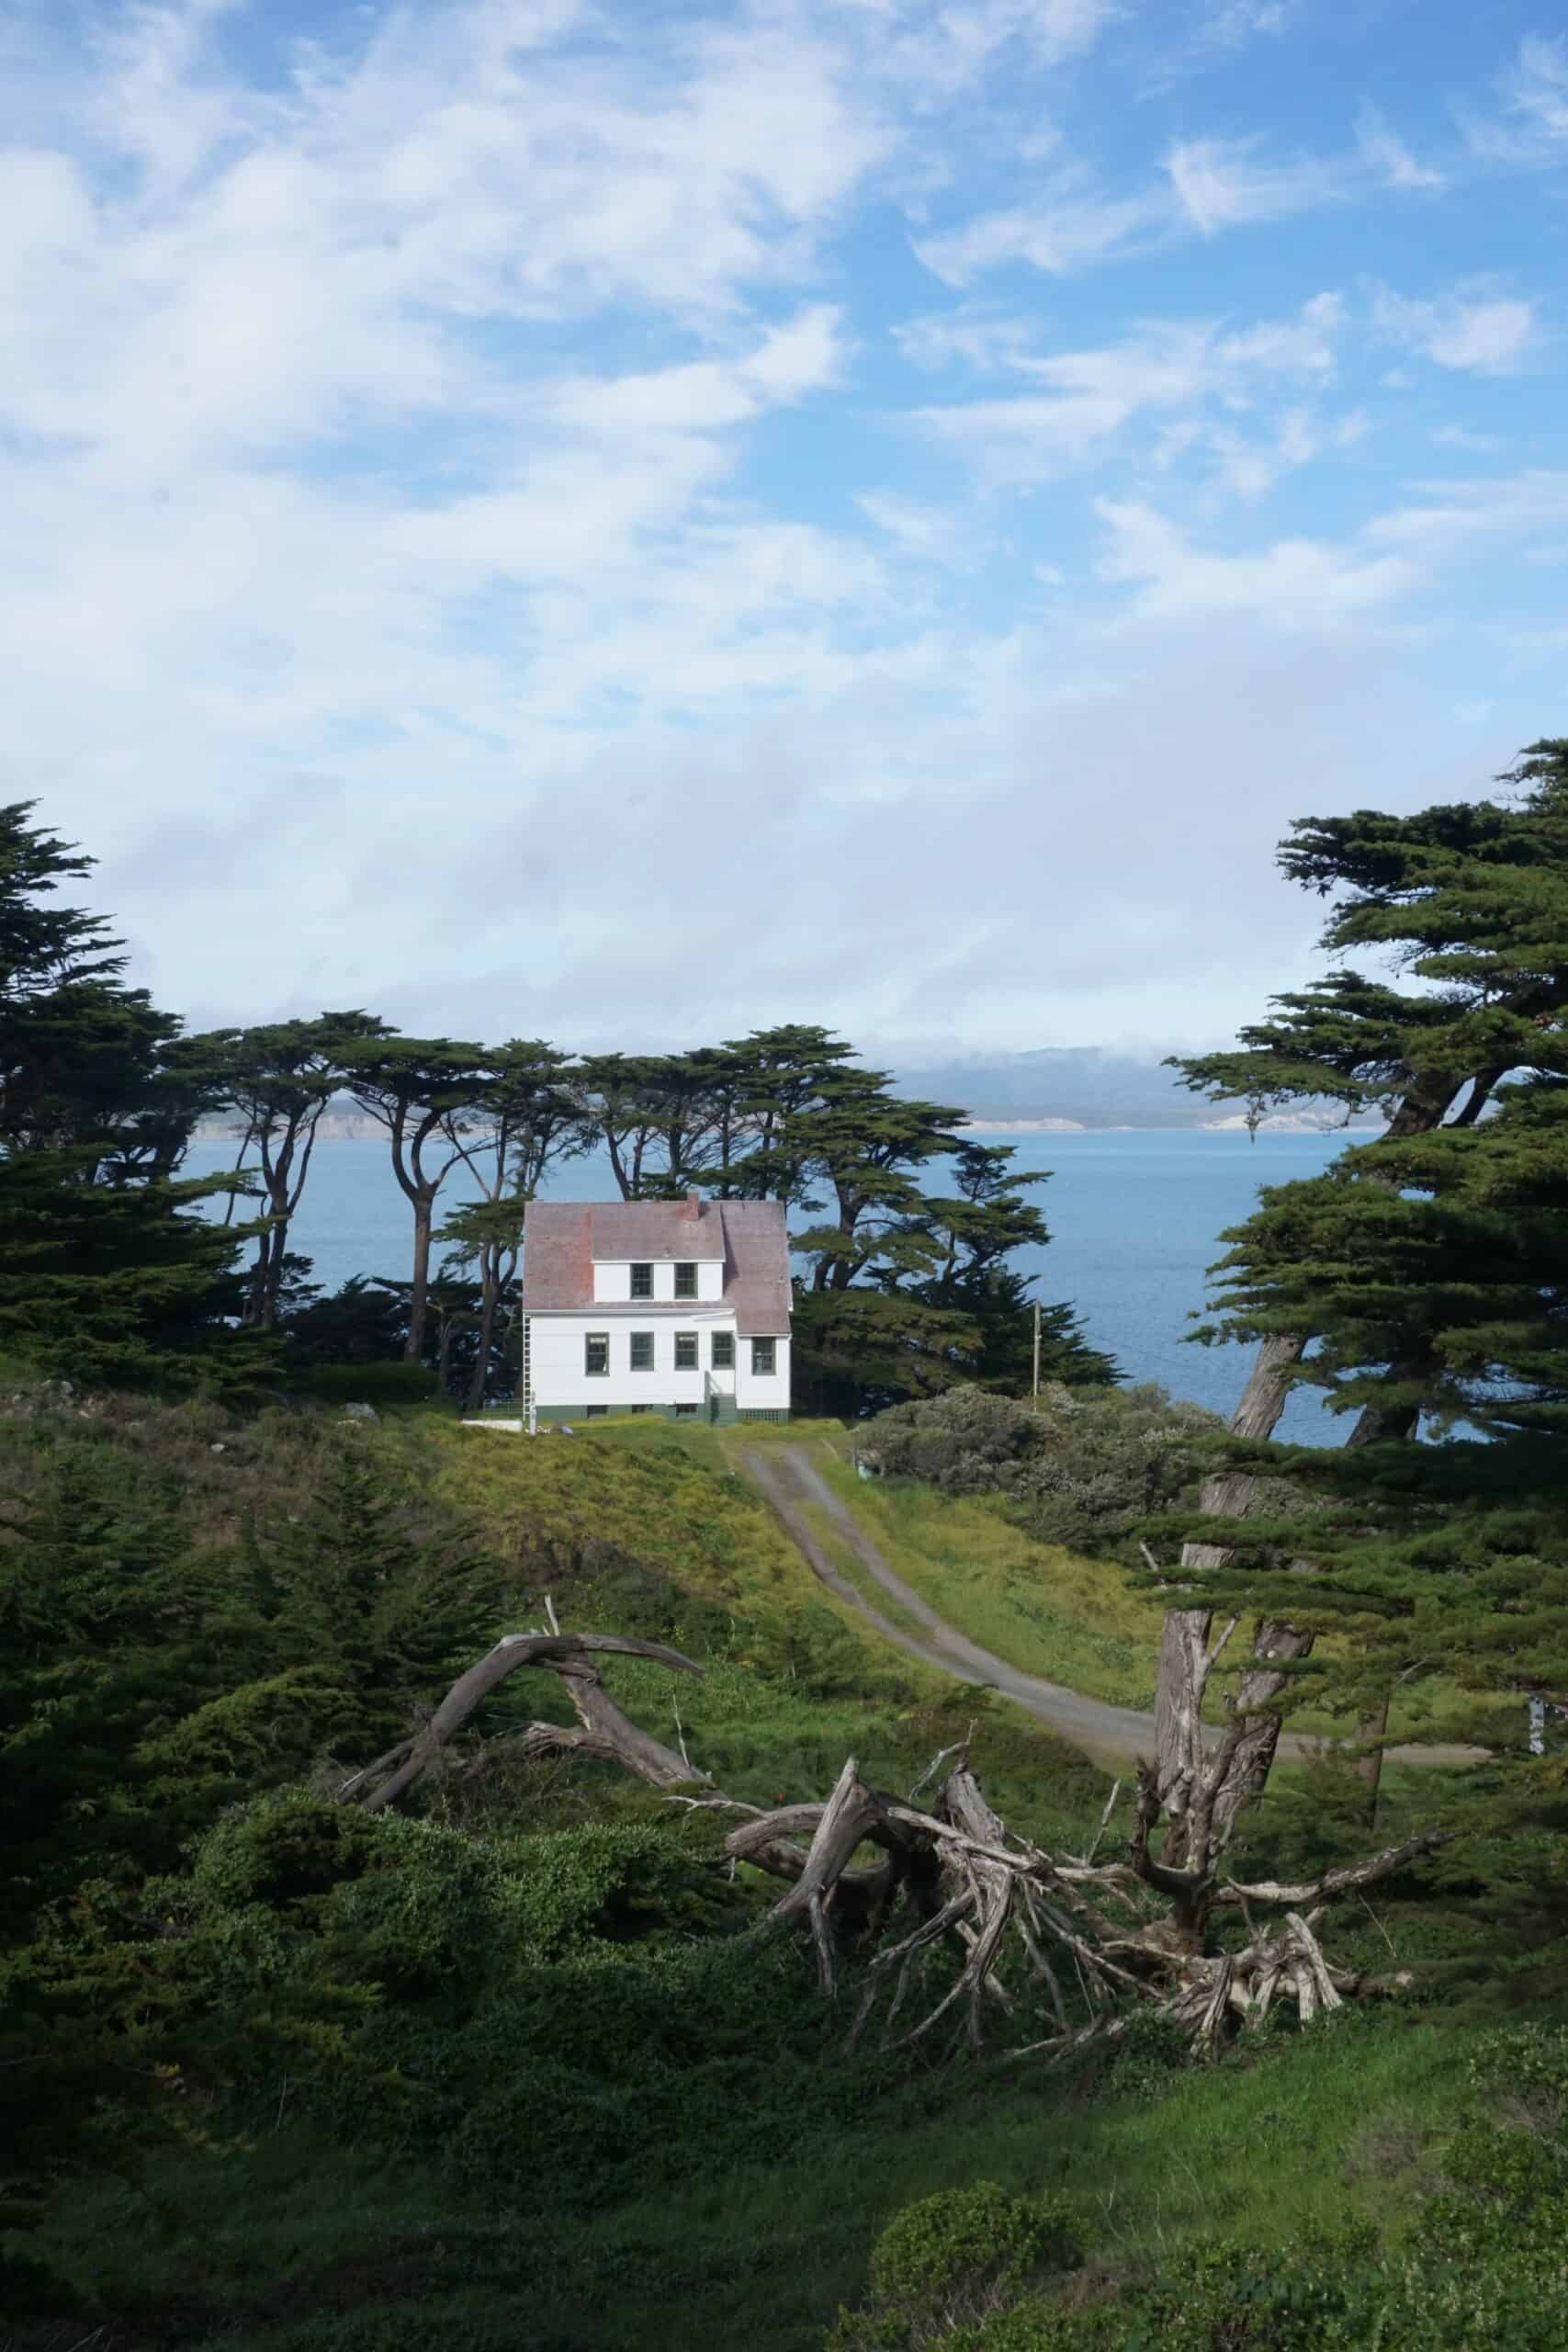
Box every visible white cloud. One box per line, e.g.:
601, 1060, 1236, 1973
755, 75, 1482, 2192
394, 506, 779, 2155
855, 491, 975, 561
1164, 136, 1343, 234
1355, 103, 1445, 192
915, 176, 1164, 282
1094, 500, 1419, 626
2, 0, 1562, 1060
911, 295, 1344, 484
1506, 33, 1568, 141
874, 0, 1119, 90
1430, 424, 1503, 452
1201, 0, 1297, 39
893, 311, 1040, 372
1371, 286, 1538, 374
1368, 471, 1568, 559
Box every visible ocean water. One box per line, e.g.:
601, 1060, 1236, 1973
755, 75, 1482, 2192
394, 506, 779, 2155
184, 1128, 1354, 1441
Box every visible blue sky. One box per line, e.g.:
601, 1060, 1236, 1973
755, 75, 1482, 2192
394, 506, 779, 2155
3, 0, 1564, 1056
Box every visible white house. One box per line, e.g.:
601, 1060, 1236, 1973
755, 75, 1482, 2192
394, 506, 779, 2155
520, 1193, 792, 1426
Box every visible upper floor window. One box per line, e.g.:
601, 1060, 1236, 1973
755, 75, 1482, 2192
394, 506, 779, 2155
674, 1261, 698, 1299
630, 1331, 655, 1372
710, 1330, 735, 1371
674, 1332, 698, 1371
750, 1337, 776, 1377
585, 1333, 609, 1377
630, 1261, 654, 1299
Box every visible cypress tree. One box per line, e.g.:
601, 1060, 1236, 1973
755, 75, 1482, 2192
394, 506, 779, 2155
0, 805, 264, 1389
1155, 742, 1568, 1828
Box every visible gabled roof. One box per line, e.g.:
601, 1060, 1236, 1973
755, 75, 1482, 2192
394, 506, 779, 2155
586, 1197, 726, 1261
522, 1196, 792, 1336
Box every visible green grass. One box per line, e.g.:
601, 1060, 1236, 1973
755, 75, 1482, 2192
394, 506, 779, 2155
798, 1451, 1503, 1751
813, 1450, 1163, 1710
4, 1396, 1525, 2352
21, 2013, 1482, 2352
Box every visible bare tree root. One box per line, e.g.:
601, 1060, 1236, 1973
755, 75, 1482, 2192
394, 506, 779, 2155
335, 1612, 1446, 2059
336, 1612, 707, 1811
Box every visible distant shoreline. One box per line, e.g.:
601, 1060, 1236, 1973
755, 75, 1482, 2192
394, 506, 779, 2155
194, 1115, 1386, 1144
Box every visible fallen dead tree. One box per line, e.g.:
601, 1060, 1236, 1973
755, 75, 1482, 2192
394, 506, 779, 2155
337, 1608, 1442, 2059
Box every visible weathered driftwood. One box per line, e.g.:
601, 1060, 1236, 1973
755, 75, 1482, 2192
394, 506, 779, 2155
337, 1612, 1445, 2059
337, 1617, 707, 1811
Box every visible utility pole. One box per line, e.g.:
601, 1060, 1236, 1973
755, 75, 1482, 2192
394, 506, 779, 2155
1032, 1301, 1041, 1402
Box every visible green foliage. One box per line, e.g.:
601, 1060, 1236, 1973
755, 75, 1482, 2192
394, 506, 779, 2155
287, 1358, 442, 1408
829, 2018, 1568, 2352
862, 1383, 1223, 1560
0, 1396, 504, 1941
0, 801, 266, 1390
829, 2184, 1081, 2350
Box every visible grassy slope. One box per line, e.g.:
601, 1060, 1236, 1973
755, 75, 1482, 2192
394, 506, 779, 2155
769, 1439, 1503, 1749
10, 1405, 1506, 2352
34, 2014, 1475, 2351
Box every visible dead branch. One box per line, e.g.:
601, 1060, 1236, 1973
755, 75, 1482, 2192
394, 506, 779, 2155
1214, 1828, 1453, 1909
335, 1620, 1447, 2062
339, 1629, 706, 1811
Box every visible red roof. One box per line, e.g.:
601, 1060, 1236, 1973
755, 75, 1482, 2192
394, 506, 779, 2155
522, 1197, 791, 1335
585, 1197, 725, 1261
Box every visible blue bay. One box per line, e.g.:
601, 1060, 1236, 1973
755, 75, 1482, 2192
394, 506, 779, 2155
185, 1128, 1356, 1440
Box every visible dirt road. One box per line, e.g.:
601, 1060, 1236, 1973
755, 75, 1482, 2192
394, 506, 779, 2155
739, 1442, 1481, 1771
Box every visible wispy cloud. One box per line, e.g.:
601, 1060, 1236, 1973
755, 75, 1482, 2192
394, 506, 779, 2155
1506, 33, 1568, 141
1200, 0, 1299, 46
1355, 103, 1445, 192
3, 0, 1564, 1054
912, 295, 1345, 485
1164, 135, 1346, 233
1367, 472, 1568, 560
914, 175, 1165, 282
1094, 499, 1417, 625
1371, 285, 1538, 374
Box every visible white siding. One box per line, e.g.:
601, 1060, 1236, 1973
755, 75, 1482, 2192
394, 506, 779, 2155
735, 1332, 791, 1410
528, 1309, 741, 1411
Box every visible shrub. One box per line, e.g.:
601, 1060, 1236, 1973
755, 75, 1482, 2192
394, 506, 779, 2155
830, 2183, 1080, 2349
859, 1385, 1223, 1558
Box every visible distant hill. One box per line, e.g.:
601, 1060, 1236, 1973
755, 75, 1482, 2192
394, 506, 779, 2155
190, 1051, 1382, 1145
891, 1047, 1382, 1133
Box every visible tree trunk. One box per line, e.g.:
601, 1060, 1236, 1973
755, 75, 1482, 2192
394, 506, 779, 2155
1352, 1691, 1392, 1825
221, 1124, 255, 1226
405, 1193, 434, 1361
259, 1208, 291, 1328
1205, 1618, 1317, 1850
1156, 1331, 1313, 1836
467, 1256, 500, 1414
243, 1226, 273, 1326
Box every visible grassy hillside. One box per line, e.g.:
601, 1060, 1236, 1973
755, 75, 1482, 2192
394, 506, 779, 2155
25, 2008, 1487, 2352
3, 1387, 1546, 2352
746, 1434, 1507, 1750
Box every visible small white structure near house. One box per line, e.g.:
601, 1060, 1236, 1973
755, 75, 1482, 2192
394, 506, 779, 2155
520, 1193, 792, 1427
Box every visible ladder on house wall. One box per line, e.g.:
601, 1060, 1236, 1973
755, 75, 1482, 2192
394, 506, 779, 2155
521, 1313, 536, 1437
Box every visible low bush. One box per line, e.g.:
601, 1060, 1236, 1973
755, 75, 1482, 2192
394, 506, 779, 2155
858, 1385, 1223, 1558
829, 2184, 1080, 2349
831, 2020, 1568, 2351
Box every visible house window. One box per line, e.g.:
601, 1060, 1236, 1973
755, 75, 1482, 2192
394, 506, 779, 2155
674, 1403, 698, 1419
674, 1261, 697, 1299
630, 1262, 653, 1299
750, 1337, 776, 1377
711, 1330, 735, 1371
630, 1331, 655, 1373
585, 1333, 609, 1377
630, 1404, 654, 1415
674, 1332, 698, 1372
584, 1404, 608, 1419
